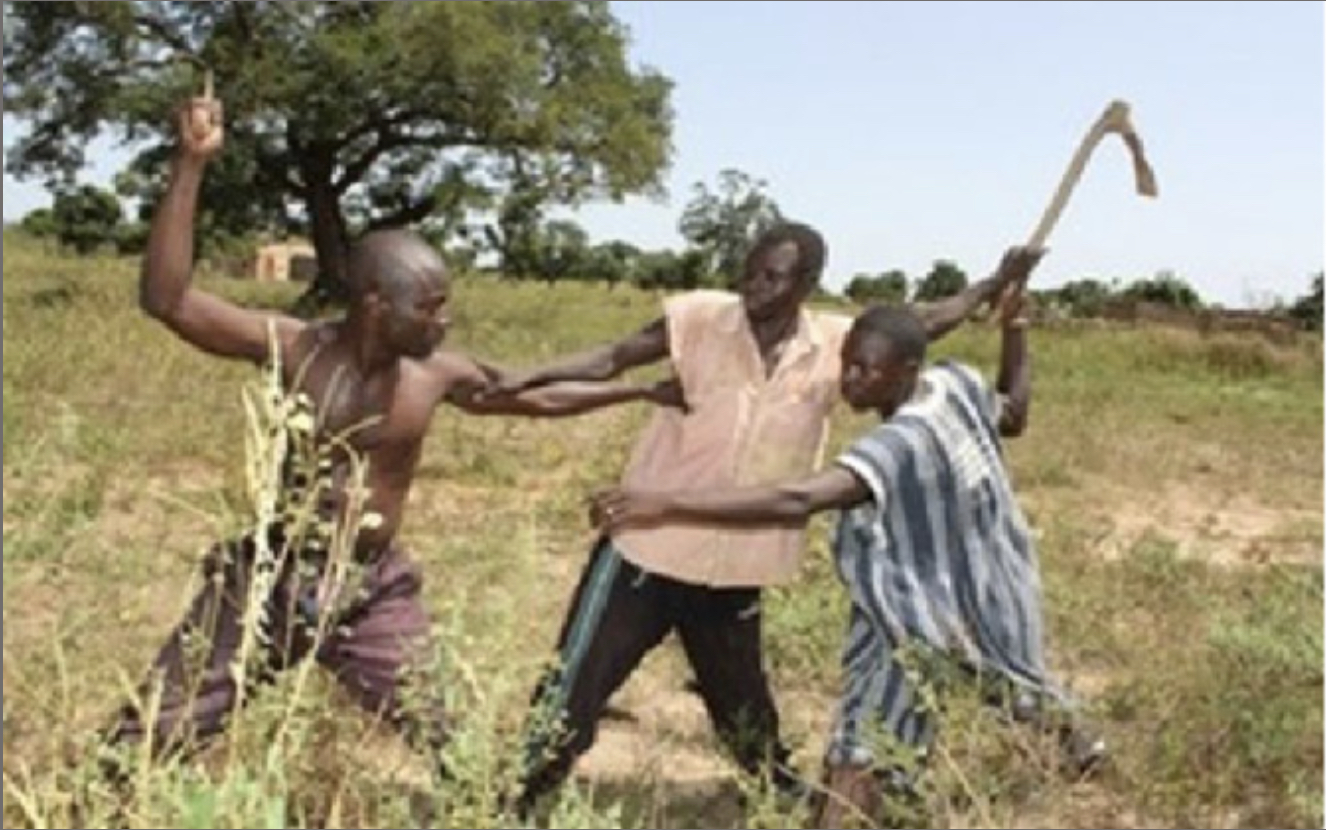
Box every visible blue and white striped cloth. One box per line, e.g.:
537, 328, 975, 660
826, 359, 1068, 766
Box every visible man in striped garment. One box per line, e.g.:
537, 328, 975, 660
592, 264, 1106, 826
496, 223, 1026, 817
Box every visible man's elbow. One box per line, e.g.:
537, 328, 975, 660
597, 348, 631, 380
140, 298, 169, 322
139, 288, 175, 322
138, 271, 180, 322
450, 389, 521, 418
999, 404, 1029, 438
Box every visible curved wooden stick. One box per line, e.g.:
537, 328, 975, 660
994, 99, 1158, 315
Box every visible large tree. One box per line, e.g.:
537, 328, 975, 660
4, 0, 674, 300
678, 168, 782, 282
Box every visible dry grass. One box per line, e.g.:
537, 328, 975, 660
3, 231, 1321, 828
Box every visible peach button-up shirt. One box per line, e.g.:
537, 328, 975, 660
613, 290, 853, 587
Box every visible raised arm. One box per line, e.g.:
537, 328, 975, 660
994, 289, 1032, 437
140, 93, 299, 364
590, 467, 870, 532
913, 246, 1044, 342
486, 318, 670, 395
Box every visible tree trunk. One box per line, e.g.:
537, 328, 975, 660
295, 148, 351, 313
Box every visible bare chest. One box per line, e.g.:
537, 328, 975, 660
284, 351, 436, 461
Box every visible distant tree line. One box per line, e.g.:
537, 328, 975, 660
844, 264, 1322, 332
8, 3, 1318, 329
16, 178, 1323, 333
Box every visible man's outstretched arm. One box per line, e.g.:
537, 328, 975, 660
589, 467, 871, 532
437, 351, 686, 418
484, 318, 670, 395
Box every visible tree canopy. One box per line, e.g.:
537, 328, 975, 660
4, 0, 675, 300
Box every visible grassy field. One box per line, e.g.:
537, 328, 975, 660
3, 231, 1322, 829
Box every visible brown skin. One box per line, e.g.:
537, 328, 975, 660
587, 257, 1041, 533
485, 228, 1031, 400
993, 282, 1033, 437
141, 96, 676, 558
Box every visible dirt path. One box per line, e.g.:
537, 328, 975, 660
1025, 479, 1321, 568
558, 479, 1320, 826
566, 642, 833, 827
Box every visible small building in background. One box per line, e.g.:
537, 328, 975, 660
253, 240, 317, 282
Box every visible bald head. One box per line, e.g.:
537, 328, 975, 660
346, 228, 449, 305
344, 228, 452, 358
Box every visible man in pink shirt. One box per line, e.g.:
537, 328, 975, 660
501, 222, 1032, 813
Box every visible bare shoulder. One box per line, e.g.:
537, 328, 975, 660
272, 317, 327, 374
283, 316, 322, 351
426, 346, 485, 376
420, 347, 490, 400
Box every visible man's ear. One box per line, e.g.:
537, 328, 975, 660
361, 288, 384, 315
797, 273, 819, 301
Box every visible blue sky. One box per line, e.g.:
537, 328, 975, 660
4, 1, 1322, 306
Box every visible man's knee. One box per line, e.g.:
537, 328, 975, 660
101, 688, 231, 764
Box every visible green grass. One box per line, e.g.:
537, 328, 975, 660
3, 232, 1322, 828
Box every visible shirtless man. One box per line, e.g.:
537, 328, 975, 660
100, 92, 676, 766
